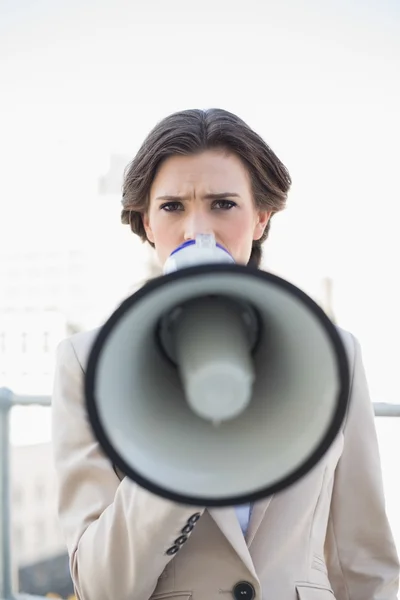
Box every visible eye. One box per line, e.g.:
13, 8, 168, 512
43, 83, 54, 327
160, 201, 184, 212
212, 199, 237, 210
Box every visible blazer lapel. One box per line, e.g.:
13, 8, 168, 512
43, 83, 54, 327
207, 507, 257, 579
246, 495, 274, 547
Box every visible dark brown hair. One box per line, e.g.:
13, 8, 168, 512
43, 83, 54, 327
121, 108, 291, 267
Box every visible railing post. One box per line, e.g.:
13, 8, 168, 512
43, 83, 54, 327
0, 388, 14, 600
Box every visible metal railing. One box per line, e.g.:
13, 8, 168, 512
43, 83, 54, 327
1, 390, 52, 600
1, 388, 400, 600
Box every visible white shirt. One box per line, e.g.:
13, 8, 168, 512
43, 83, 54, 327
235, 504, 252, 535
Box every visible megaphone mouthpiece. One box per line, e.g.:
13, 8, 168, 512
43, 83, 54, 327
163, 233, 235, 274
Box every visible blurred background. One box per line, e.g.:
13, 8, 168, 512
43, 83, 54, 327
0, 0, 399, 597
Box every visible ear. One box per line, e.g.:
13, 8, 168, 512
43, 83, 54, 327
142, 212, 155, 244
253, 211, 271, 241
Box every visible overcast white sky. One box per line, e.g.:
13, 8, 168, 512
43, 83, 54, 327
1, 0, 400, 421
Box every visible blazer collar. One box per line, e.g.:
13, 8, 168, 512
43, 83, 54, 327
207, 507, 257, 579
246, 495, 274, 546
207, 495, 274, 578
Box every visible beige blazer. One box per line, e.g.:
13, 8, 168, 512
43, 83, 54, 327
51, 326, 399, 600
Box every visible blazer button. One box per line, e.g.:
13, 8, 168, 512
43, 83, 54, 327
181, 523, 194, 535
233, 581, 256, 600
174, 535, 188, 545
166, 545, 180, 556
188, 513, 201, 525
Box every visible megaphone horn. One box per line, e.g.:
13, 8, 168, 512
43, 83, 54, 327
85, 234, 350, 507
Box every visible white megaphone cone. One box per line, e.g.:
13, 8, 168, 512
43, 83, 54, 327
85, 235, 351, 507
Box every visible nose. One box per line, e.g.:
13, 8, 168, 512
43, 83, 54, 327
183, 209, 214, 242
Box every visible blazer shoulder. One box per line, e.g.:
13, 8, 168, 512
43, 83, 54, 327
335, 325, 356, 366
58, 327, 102, 373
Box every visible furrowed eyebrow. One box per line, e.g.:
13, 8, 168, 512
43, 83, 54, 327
203, 193, 241, 200
155, 193, 241, 201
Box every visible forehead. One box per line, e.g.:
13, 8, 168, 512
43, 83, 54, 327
150, 149, 251, 196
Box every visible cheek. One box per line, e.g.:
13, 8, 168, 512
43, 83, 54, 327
224, 212, 256, 243
217, 215, 255, 264
146, 212, 181, 260
152, 215, 178, 241
145, 210, 165, 240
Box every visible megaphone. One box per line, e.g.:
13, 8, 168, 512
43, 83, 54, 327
85, 234, 350, 507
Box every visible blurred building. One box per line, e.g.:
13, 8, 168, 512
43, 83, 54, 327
10, 442, 74, 597
0, 309, 68, 394
0, 247, 117, 332
11, 444, 65, 568
18, 552, 73, 599
98, 153, 163, 281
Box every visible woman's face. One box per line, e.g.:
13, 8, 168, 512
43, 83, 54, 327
143, 149, 271, 266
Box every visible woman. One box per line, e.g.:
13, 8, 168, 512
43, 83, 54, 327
52, 109, 399, 600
